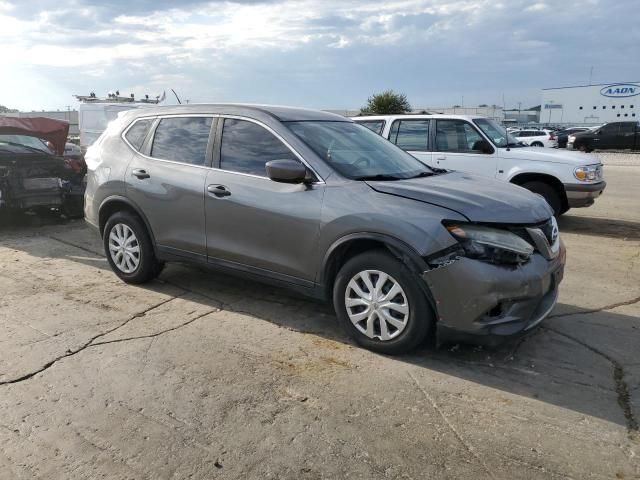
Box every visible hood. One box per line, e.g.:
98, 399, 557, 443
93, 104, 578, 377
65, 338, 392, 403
0, 117, 69, 155
500, 146, 598, 165
366, 171, 552, 224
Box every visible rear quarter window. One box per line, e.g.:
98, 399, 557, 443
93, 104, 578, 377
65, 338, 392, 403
124, 118, 153, 151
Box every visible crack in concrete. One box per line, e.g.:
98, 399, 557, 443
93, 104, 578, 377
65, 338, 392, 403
90, 308, 219, 348
543, 325, 639, 439
0, 295, 181, 386
408, 371, 496, 479
548, 296, 640, 319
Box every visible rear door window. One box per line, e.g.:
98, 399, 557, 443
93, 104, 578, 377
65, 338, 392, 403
151, 117, 213, 165
619, 122, 635, 134
388, 120, 429, 151
220, 118, 297, 176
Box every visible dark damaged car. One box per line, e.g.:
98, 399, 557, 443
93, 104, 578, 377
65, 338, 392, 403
85, 104, 566, 354
0, 117, 85, 217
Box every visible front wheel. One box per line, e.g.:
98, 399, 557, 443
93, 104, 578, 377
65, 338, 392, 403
103, 211, 163, 284
521, 181, 566, 216
333, 250, 433, 355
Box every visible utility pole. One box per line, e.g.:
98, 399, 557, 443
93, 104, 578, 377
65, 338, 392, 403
589, 66, 593, 85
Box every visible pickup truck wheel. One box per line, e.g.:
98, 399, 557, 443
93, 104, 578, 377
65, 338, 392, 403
103, 211, 162, 284
578, 144, 592, 153
333, 250, 433, 355
522, 181, 563, 216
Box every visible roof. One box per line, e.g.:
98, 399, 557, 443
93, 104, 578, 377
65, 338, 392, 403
352, 114, 486, 121
123, 103, 349, 123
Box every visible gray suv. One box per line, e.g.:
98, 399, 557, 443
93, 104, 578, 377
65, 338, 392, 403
85, 104, 565, 354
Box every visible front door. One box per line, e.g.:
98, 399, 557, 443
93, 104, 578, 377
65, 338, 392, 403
125, 116, 214, 259
596, 123, 620, 149
432, 119, 498, 177
205, 118, 324, 284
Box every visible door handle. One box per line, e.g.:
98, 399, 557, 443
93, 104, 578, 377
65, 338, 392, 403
207, 184, 231, 197
436, 156, 446, 161
132, 168, 150, 179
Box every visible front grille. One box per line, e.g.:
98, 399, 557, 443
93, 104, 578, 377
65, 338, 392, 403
538, 218, 555, 245
508, 218, 555, 255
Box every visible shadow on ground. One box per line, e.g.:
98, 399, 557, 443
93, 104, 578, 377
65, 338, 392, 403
558, 215, 640, 240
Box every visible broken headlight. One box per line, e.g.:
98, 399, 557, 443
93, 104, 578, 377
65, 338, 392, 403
445, 223, 534, 265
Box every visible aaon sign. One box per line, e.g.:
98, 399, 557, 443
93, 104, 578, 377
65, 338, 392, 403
600, 83, 640, 98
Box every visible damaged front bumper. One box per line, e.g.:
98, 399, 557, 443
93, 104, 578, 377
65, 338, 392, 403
422, 240, 566, 346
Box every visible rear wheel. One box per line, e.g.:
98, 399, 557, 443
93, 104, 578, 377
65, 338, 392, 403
333, 250, 433, 355
103, 211, 163, 284
530, 141, 544, 147
521, 181, 565, 216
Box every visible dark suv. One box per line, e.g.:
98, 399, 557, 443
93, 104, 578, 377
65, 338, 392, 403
568, 121, 639, 151
85, 104, 565, 354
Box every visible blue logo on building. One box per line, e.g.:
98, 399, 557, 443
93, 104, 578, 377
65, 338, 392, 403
600, 84, 640, 98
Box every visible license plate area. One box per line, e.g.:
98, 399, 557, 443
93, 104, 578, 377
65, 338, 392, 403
22, 177, 60, 190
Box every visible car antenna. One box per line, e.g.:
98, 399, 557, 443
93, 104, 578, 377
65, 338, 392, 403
171, 89, 182, 105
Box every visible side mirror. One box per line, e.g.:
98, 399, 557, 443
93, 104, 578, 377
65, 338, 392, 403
265, 159, 307, 184
473, 139, 494, 154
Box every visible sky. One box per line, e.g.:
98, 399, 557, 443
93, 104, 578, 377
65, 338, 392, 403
0, 0, 638, 112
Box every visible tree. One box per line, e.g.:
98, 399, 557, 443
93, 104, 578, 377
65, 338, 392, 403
0, 105, 18, 113
361, 90, 411, 115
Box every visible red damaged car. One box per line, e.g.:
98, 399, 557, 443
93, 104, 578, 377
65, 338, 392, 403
0, 117, 85, 217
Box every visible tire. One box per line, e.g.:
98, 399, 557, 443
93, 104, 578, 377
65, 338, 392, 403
530, 141, 544, 147
333, 249, 433, 355
521, 181, 564, 216
578, 144, 592, 153
103, 211, 163, 284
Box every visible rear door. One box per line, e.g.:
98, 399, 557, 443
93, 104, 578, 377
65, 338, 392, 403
432, 119, 498, 176
204, 117, 324, 284
125, 115, 214, 260
387, 119, 432, 166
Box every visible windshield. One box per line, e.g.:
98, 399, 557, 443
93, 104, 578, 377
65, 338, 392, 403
473, 118, 522, 148
0, 134, 52, 153
285, 121, 432, 180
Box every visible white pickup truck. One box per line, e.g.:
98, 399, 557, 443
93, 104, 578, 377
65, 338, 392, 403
354, 114, 606, 215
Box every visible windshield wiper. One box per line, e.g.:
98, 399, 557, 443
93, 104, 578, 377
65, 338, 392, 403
353, 174, 403, 181
0, 141, 50, 154
407, 171, 434, 179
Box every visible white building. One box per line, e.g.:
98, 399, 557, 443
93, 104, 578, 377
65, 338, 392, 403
541, 82, 640, 126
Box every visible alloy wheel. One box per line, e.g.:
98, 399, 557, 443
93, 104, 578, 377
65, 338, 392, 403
344, 270, 409, 341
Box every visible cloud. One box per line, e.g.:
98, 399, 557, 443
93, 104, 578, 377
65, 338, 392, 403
0, 0, 638, 111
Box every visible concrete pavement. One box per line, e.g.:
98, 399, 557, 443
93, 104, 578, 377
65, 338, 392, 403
0, 165, 638, 479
